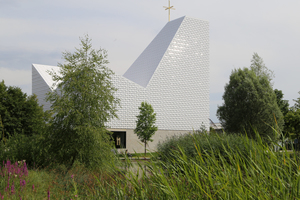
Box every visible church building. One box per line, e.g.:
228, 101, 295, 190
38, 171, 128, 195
32, 16, 210, 153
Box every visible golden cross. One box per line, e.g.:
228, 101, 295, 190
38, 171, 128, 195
163, 0, 175, 22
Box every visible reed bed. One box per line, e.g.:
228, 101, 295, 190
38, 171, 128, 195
92, 133, 300, 199
1, 132, 300, 199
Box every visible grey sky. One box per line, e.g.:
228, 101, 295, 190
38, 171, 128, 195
1, 0, 300, 123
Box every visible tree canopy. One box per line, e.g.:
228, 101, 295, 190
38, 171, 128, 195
274, 89, 289, 116
284, 109, 300, 142
283, 92, 300, 142
0, 80, 46, 140
134, 101, 157, 156
217, 54, 283, 141
250, 52, 274, 83
292, 92, 300, 111
45, 35, 119, 168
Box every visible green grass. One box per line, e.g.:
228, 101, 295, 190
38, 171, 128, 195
118, 152, 159, 158
131, 152, 158, 157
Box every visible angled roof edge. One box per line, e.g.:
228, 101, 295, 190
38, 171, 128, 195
32, 63, 146, 91
183, 15, 209, 22
123, 16, 186, 88
32, 64, 60, 90
114, 73, 147, 90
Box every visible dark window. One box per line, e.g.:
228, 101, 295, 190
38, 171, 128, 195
111, 131, 126, 149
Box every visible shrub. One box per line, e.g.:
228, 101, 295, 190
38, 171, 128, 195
0, 132, 49, 168
157, 131, 260, 164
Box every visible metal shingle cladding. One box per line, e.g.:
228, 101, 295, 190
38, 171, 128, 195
32, 16, 209, 131
108, 16, 210, 130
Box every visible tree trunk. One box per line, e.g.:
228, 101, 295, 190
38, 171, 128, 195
144, 140, 147, 176
144, 141, 146, 157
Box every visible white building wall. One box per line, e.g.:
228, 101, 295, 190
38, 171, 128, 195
32, 65, 52, 111
108, 74, 146, 129
107, 16, 210, 131
32, 64, 60, 111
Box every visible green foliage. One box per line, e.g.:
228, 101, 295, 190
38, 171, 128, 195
274, 89, 289, 116
39, 131, 300, 199
2, 131, 300, 199
0, 133, 47, 167
217, 63, 283, 141
134, 101, 158, 155
0, 80, 47, 139
157, 131, 258, 163
284, 109, 300, 141
284, 92, 300, 141
250, 52, 274, 83
293, 91, 300, 110
0, 160, 108, 199
45, 35, 119, 169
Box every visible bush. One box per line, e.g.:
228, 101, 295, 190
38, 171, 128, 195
0, 132, 48, 168
157, 131, 260, 164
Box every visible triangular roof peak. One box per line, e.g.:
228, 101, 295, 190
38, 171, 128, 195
32, 64, 60, 90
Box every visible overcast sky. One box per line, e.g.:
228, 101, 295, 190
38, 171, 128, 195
1, 0, 300, 123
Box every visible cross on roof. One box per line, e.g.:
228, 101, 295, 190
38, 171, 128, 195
163, 0, 175, 22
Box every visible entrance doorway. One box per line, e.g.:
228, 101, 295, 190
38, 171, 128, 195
111, 131, 126, 149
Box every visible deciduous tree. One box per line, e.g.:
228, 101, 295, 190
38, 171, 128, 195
217, 66, 283, 141
292, 92, 300, 110
284, 92, 300, 145
134, 102, 157, 156
46, 35, 119, 168
0, 80, 46, 140
250, 52, 274, 83
274, 89, 289, 116
284, 109, 300, 143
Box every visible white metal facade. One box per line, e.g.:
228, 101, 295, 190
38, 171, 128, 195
32, 64, 60, 111
32, 16, 210, 131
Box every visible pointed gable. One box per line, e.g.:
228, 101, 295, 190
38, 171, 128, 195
32, 64, 60, 90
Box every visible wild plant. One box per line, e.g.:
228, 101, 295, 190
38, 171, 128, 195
0, 160, 28, 199
89, 132, 300, 199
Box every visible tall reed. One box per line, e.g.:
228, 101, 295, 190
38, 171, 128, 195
91, 132, 300, 199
